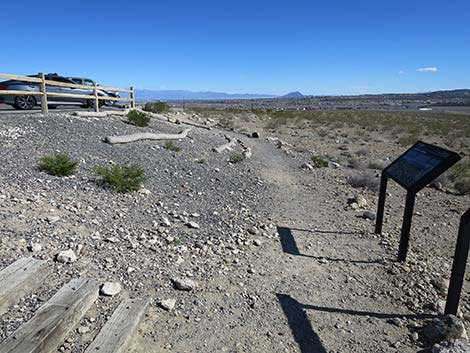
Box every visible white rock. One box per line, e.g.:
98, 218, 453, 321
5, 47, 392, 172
328, 162, 341, 169
161, 217, 171, 227
160, 298, 177, 311
172, 278, 198, 291
56, 249, 77, 263
28, 243, 42, 252
186, 221, 200, 229
100, 282, 122, 296
47, 216, 61, 223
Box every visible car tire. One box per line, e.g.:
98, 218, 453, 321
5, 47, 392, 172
87, 99, 104, 109
14, 96, 36, 110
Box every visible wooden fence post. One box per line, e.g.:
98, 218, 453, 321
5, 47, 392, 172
39, 72, 48, 114
130, 86, 135, 108
93, 83, 99, 112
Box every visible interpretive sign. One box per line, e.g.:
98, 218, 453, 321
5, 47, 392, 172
375, 141, 461, 262
384, 141, 461, 192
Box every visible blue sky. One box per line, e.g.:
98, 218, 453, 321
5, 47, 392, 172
2, 0, 470, 95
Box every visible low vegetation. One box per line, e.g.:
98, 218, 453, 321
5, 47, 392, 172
164, 141, 182, 152
450, 160, 470, 195
143, 101, 171, 114
229, 153, 245, 164
96, 164, 148, 193
348, 172, 380, 191
40, 153, 77, 176
127, 110, 150, 127
311, 155, 329, 168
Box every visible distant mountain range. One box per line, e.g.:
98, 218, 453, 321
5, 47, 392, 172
135, 89, 304, 101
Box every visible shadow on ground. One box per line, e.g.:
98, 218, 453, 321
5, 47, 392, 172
277, 226, 383, 264
277, 294, 436, 353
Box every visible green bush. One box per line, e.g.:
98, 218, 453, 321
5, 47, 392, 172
96, 164, 148, 193
143, 101, 170, 114
450, 160, 470, 195
127, 110, 150, 127
229, 153, 245, 164
311, 155, 328, 168
164, 141, 182, 152
40, 153, 77, 176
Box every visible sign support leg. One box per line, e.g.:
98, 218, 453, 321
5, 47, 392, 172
397, 191, 416, 262
445, 210, 470, 315
375, 174, 388, 234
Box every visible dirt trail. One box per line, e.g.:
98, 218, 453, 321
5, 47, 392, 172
246, 139, 420, 353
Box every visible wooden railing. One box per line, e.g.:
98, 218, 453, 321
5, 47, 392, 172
0, 72, 135, 113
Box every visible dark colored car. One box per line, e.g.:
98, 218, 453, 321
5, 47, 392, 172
0, 73, 113, 110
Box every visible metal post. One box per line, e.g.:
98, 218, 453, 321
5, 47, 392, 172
397, 191, 416, 262
445, 210, 470, 315
39, 72, 48, 114
375, 173, 388, 234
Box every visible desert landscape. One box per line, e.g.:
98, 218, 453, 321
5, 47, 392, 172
0, 102, 469, 352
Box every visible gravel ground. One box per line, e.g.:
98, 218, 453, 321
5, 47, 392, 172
0, 110, 469, 353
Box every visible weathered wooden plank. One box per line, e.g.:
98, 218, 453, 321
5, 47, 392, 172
84, 299, 149, 353
0, 90, 43, 96
0, 257, 47, 316
0, 73, 42, 83
0, 278, 99, 353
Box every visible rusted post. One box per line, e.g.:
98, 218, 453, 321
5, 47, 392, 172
130, 86, 135, 108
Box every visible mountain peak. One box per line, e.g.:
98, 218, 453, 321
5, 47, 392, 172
282, 91, 304, 98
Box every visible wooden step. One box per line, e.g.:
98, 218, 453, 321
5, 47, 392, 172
84, 298, 149, 353
0, 257, 47, 316
0, 278, 99, 353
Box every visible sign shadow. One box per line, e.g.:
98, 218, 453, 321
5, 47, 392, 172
277, 226, 383, 265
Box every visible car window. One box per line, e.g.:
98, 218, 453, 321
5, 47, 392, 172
84, 80, 94, 86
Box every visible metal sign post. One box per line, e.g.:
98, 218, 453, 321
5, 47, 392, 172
445, 210, 470, 315
375, 141, 461, 262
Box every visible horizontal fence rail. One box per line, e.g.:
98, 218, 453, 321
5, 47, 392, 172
0, 72, 135, 113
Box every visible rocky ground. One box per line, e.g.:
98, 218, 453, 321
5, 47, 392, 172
0, 108, 469, 352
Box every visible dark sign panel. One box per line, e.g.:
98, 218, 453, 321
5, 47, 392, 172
384, 141, 461, 192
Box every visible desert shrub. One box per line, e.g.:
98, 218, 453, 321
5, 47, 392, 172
127, 110, 150, 127
367, 160, 387, 170
40, 153, 77, 176
398, 133, 419, 146
355, 148, 370, 156
164, 141, 182, 152
96, 164, 148, 193
348, 157, 366, 170
450, 160, 470, 195
311, 155, 329, 168
348, 172, 380, 191
143, 101, 170, 114
229, 153, 245, 164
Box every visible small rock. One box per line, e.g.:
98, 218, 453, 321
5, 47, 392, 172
56, 249, 77, 263
159, 298, 177, 311
424, 315, 468, 345
251, 132, 260, 138
172, 278, 198, 291
186, 221, 200, 229
28, 243, 42, 252
253, 239, 263, 246
100, 282, 122, 296
432, 278, 450, 296
301, 162, 314, 171
161, 217, 171, 227
328, 162, 341, 169
47, 216, 61, 223
355, 195, 368, 208
77, 326, 90, 334
432, 339, 470, 353
138, 188, 151, 195
363, 211, 377, 220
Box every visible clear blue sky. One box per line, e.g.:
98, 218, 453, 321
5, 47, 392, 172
3, 0, 470, 95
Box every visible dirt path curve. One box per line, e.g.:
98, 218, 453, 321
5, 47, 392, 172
246, 139, 420, 353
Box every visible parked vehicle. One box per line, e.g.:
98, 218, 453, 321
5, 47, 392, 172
67, 76, 120, 106
0, 73, 114, 110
